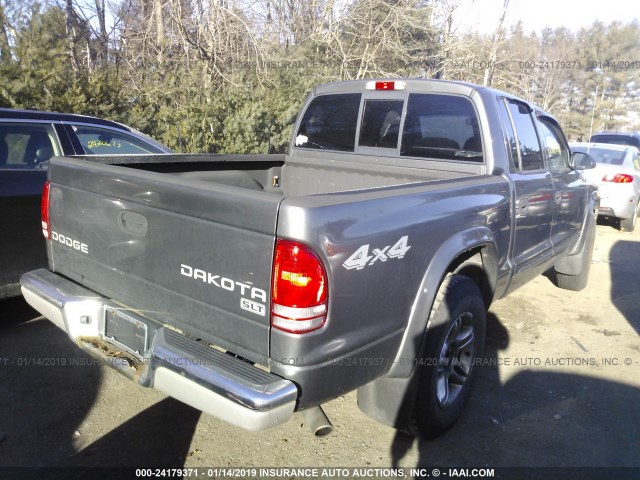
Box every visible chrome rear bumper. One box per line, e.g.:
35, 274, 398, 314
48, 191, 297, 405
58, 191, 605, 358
20, 269, 298, 431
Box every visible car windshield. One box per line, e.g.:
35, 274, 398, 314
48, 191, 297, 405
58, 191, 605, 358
572, 147, 625, 166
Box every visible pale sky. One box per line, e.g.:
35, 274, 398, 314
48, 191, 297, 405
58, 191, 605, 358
454, 0, 639, 34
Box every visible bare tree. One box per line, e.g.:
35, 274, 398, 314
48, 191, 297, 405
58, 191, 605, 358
94, 0, 109, 64
0, 3, 12, 63
153, 0, 164, 59
483, 0, 509, 86
65, 0, 81, 72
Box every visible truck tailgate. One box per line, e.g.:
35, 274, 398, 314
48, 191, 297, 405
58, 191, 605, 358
47, 157, 282, 362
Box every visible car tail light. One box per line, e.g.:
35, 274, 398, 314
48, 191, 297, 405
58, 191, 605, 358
271, 240, 328, 333
602, 173, 633, 184
41, 181, 51, 239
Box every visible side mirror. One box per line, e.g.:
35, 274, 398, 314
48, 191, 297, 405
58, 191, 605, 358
571, 151, 596, 170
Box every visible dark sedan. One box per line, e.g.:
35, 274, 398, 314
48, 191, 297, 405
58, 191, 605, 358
0, 109, 171, 298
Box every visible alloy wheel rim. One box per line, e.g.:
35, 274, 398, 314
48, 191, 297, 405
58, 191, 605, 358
436, 311, 477, 408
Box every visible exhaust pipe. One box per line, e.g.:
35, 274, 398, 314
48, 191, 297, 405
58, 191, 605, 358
302, 406, 333, 437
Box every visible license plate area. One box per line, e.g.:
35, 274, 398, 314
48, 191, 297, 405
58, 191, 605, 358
104, 306, 148, 359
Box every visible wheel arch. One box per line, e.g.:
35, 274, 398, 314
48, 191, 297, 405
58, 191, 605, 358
357, 228, 498, 429
447, 245, 497, 310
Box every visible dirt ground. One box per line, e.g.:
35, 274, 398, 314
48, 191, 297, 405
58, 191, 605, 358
1, 222, 638, 477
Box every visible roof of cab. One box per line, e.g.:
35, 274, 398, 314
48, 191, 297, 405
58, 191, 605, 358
312, 78, 482, 97
309, 78, 556, 117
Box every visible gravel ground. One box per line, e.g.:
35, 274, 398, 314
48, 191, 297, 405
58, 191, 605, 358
0, 222, 638, 478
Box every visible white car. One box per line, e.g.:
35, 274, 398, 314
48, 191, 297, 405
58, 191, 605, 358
570, 142, 640, 232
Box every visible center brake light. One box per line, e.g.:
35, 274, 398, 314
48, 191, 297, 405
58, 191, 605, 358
41, 181, 51, 239
365, 80, 407, 91
272, 240, 328, 333
602, 173, 633, 184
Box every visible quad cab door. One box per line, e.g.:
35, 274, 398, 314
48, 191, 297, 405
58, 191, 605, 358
497, 99, 554, 291
536, 116, 589, 253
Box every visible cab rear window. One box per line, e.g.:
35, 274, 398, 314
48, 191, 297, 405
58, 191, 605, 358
295, 94, 361, 152
294, 91, 483, 162
401, 94, 483, 162
359, 100, 403, 149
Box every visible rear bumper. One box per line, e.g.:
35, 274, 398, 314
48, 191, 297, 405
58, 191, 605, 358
20, 269, 298, 431
598, 193, 638, 220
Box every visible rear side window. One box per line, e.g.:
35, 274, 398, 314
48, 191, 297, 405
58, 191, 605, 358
496, 100, 519, 168
506, 101, 543, 171
537, 118, 570, 173
295, 93, 361, 152
401, 94, 483, 162
73, 125, 165, 154
0, 123, 59, 169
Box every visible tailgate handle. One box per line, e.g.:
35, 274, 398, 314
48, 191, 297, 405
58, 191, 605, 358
119, 211, 149, 237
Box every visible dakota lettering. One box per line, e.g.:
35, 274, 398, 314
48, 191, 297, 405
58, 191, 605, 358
180, 263, 268, 304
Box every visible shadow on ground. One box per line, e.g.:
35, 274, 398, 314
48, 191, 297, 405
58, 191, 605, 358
390, 312, 640, 471
609, 240, 640, 335
0, 297, 201, 471
62, 398, 201, 468
596, 216, 621, 231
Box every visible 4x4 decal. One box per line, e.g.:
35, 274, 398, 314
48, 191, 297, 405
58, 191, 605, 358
342, 236, 411, 270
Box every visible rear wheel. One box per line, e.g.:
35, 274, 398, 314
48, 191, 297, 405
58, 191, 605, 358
620, 205, 638, 232
413, 274, 486, 438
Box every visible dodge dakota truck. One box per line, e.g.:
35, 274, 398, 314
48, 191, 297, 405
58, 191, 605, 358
21, 79, 598, 438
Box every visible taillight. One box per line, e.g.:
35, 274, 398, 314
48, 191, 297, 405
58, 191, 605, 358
41, 181, 51, 239
271, 240, 328, 333
602, 173, 633, 184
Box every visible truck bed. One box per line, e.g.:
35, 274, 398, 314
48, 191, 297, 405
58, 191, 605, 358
85, 152, 480, 195
45, 153, 480, 365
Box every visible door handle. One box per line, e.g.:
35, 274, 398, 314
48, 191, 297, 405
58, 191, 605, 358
554, 192, 562, 204
517, 198, 529, 216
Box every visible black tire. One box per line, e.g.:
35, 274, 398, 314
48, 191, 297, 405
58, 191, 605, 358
556, 218, 596, 291
413, 274, 486, 439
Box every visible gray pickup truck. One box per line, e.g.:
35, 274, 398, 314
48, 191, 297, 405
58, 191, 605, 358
21, 79, 598, 438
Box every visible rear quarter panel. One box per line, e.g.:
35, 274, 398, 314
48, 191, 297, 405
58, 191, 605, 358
270, 175, 511, 407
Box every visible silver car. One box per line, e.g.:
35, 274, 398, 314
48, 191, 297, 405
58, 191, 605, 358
570, 142, 640, 231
